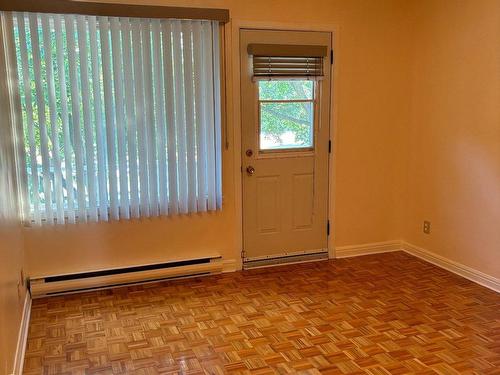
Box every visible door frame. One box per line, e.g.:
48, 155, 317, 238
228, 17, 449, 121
229, 20, 340, 270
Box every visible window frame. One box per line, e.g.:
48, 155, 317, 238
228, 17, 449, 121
255, 78, 319, 156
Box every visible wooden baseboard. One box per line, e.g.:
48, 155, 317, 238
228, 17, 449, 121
11, 293, 31, 375
335, 240, 499, 293
402, 242, 500, 293
335, 240, 401, 258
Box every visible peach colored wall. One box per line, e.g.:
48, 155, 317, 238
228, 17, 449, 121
25, 0, 413, 277
4, 0, 498, 370
0, 222, 25, 375
404, 0, 500, 278
0, 44, 26, 372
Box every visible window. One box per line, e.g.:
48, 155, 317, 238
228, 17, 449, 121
258, 80, 315, 150
10, 12, 222, 224
248, 43, 325, 152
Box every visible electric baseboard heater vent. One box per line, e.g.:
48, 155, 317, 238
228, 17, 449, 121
29, 256, 223, 298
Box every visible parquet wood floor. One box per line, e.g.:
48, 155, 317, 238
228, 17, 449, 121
24, 252, 500, 374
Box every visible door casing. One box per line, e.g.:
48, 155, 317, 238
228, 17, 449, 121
227, 21, 339, 270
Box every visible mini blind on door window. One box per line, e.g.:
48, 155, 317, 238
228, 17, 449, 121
11, 12, 222, 225
248, 44, 327, 78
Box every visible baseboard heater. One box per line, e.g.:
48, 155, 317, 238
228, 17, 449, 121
29, 255, 223, 298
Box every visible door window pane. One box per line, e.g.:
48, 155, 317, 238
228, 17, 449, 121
260, 102, 314, 149
258, 80, 313, 100
258, 80, 315, 150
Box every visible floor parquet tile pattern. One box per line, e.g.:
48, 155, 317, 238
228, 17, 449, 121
24, 252, 500, 374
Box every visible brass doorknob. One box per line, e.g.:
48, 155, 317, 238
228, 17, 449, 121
246, 166, 255, 175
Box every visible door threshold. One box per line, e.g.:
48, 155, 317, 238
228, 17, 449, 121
243, 251, 328, 270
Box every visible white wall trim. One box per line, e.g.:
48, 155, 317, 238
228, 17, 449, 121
11, 293, 31, 375
335, 240, 401, 258
402, 242, 500, 293
335, 240, 499, 293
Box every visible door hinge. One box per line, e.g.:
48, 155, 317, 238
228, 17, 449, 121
241, 250, 247, 259
327, 220, 330, 236
330, 50, 334, 65
328, 140, 332, 153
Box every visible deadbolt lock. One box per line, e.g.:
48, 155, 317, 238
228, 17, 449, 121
246, 149, 253, 157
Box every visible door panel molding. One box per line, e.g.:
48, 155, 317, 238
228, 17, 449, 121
256, 175, 281, 234
292, 173, 314, 230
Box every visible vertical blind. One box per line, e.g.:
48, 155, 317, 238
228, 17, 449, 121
11, 12, 222, 225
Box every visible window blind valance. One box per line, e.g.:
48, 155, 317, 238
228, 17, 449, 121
0, 0, 229, 23
248, 44, 327, 78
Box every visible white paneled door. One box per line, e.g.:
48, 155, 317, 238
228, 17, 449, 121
240, 29, 332, 262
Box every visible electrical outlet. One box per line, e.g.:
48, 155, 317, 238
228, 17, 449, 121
423, 220, 431, 234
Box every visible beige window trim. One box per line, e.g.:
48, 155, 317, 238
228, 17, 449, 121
0, 0, 229, 23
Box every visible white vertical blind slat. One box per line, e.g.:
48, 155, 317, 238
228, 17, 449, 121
141, 20, 158, 216
77, 15, 98, 221
172, 20, 188, 214
29, 13, 54, 223
212, 23, 223, 209
152, 19, 168, 215
110, 17, 130, 219
202, 22, 216, 211
121, 18, 140, 218
65, 15, 87, 222
99, 16, 119, 220
41, 15, 65, 223
54, 14, 75, 223
192, 21, 207, 212
181, 21, 197, 213
0, 14, 24, 221
88, 15, 109, 221
16, 14, 41, 224
161, 20, 178, 215
3, 12, 29, 222
131, 19, 149, 217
